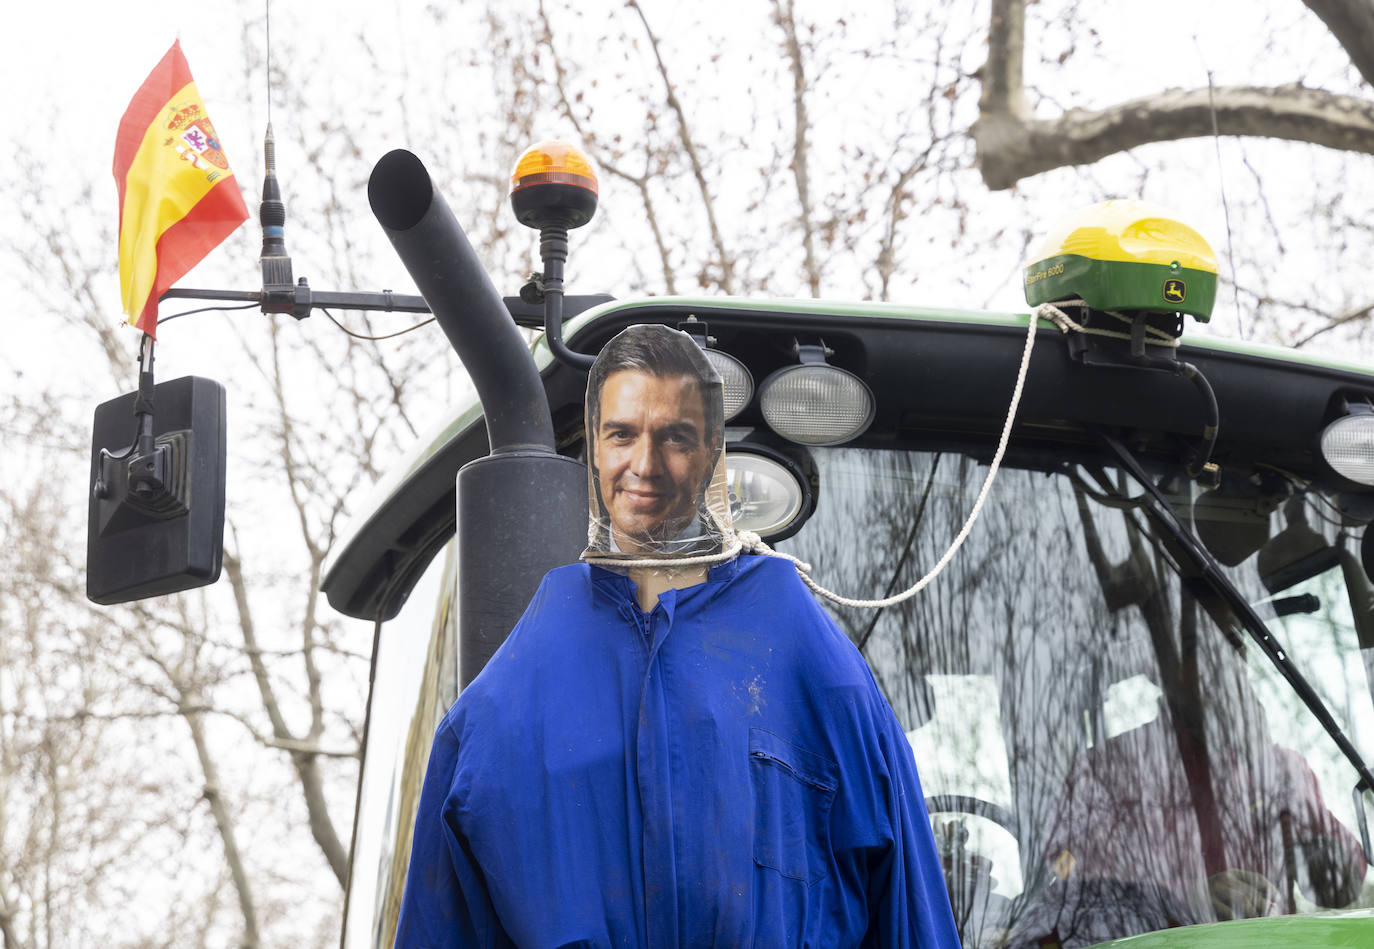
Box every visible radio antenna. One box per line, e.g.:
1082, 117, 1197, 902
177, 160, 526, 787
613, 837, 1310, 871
258, 0, 296, 313
265, 0, 273, 126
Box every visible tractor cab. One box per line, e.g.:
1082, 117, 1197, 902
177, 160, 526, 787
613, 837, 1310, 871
331, 275, 1374, 946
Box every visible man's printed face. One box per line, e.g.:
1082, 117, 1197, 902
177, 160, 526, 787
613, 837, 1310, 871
595, 370, 714, 553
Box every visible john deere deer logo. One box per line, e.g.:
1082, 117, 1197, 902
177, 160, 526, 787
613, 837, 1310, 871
1162, 279, 1186, 304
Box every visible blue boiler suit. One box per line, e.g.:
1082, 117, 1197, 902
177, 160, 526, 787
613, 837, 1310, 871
395, 555, 959, 948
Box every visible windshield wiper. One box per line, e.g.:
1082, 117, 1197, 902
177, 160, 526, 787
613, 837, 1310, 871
1098, 430, 1374, 796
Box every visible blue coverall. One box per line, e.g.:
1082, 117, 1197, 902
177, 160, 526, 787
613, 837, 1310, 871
396, 555, 959, 948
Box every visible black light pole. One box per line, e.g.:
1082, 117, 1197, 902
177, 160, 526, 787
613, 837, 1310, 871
509, 140, 601, 371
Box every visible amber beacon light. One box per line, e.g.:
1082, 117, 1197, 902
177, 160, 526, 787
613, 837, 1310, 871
510, 140, 599, 229
510, 140, 601, 370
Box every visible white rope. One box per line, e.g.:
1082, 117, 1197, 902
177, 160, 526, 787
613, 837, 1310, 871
602, 308, 1043, 610
1039, 299, 1180, 349
589, 532, 796, 573
765, 307, 1043, 609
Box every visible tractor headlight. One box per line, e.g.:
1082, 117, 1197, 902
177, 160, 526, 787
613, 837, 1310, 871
1321, 407, 1374, 486
703, 348, 754, 422
759, 358, 874, 447
725, 444, 811, 540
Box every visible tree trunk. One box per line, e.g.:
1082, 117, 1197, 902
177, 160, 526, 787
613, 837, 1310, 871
974, 0, 1374, 190
184, 705, 261, 949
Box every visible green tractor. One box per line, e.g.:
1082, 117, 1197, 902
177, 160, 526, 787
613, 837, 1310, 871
89, 145, 1374, 948
333, 166, 1374, 947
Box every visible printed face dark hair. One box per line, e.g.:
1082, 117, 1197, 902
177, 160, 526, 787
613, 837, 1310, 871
594, 370, 713, 552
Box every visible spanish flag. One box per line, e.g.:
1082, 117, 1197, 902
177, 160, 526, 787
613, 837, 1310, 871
113, 41, 249, 338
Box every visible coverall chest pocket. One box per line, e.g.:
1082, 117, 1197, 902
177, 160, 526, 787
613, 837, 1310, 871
749, 727, 839, 885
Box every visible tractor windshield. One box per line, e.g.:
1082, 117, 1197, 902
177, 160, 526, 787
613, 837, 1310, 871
774, 445, 1374, 948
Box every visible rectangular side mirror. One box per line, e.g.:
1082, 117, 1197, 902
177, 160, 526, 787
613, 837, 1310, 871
87, 376, 227, 604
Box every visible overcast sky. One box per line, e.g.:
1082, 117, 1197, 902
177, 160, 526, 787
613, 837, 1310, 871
3, 1, 1369, 418
3, 0, 1347, 326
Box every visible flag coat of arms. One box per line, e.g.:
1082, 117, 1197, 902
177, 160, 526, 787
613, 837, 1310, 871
113, 41, 249, 338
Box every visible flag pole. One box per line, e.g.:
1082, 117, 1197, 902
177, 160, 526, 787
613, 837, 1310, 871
132, 334, 158, 486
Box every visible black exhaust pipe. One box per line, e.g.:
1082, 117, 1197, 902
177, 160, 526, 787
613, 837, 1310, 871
369, 150, 586, 685
369, 148, 554, 454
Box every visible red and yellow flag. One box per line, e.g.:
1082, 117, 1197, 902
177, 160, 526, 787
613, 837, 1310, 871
113, 41, 249, 338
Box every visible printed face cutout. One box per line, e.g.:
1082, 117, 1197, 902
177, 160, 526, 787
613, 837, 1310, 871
583, 325, 732, 561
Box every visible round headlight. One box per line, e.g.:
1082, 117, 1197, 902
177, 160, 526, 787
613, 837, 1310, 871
1321, 412, 1374, 486
726, 448, 808, 538
759, 364, 874, 446
703, 348, 754, 422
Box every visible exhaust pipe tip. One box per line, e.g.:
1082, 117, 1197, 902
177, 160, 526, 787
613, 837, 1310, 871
368, 149, 434, 233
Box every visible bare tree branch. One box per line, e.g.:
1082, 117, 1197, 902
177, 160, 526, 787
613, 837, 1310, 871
1292, 299, 1374, 346
631, 167, 681, 295
773, 0, 822, 297
875, 31, 948, 301
976, 83, 1374, 190
974, 0, 1374, 189
627, 0, 736, 292
536, 1, 678, 293
876, 149, 937, 302
0, 890, 30, 949
223, 548, 349, 885
5, 704, 358, 758
182, 699, 261, 949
